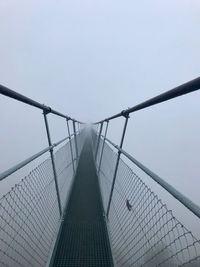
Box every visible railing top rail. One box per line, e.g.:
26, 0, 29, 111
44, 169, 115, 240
102, 134, 200, 219
96, 77, 200, 123
0, 84, 81, 123
0, 135, 73, 182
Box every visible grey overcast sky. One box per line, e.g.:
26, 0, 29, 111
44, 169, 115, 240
0, 0, 200, 234
0, 0, 200, 121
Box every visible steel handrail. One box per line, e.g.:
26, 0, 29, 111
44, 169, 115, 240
102, 135, 200, 219
0, 135, 73, 182
96, 77, 200, 123
0, 84, 81, 123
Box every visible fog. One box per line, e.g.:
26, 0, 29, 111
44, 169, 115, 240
0, 0, 200, 238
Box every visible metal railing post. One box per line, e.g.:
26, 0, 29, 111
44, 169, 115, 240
95, 122, 104, 161
73, 121, 79, 166
43, 112, 62, 217
67, 119, 75, 174
95, 124, 100, 147
106, 115, 129, 217
98, 121, 109, 175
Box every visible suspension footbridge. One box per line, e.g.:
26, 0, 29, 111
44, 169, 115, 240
0, 77, 200, 266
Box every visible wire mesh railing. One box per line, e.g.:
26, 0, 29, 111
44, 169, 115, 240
54, 139, 75, 209
0, 83, 86, 267
95, 134, 200, 267
1, 75, 200, 266
0, 133, 85, 267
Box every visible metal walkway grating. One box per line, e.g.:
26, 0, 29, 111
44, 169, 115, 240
52, 136, 113, 267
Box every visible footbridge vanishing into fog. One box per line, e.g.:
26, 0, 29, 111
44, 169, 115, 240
0, 77, 200, 267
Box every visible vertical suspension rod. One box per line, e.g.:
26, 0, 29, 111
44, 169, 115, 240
43, 112, 62, 217
106, 115, 129, 217
95, 122, 104, 161
73, 121, 79, 167
98, 121, 109, 175
67, 119, 75, 174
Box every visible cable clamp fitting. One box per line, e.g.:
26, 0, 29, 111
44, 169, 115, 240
121, 110, 130, 118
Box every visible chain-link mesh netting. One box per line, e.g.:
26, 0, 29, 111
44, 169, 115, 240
71, 136, 77, 163
96, 136, 200, 267
91, 126, 99, 158
70, 132, 85, 169
0, 158, 59, 267
76, 130, 86, 155
0, 134, 85, 267
54, 140, 75, 209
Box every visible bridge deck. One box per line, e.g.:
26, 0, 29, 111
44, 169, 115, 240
52, 136, 113, 267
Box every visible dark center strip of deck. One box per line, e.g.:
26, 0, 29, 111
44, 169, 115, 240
52, 136, 113, 267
